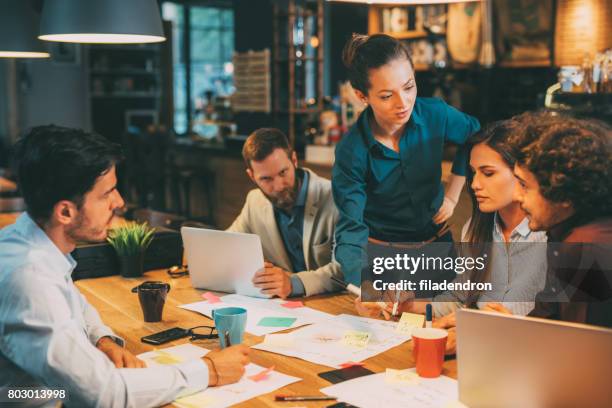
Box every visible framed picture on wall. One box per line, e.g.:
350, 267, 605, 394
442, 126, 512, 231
50, 43, 81, 66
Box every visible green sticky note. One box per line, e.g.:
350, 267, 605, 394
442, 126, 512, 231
257, 317, 297, 327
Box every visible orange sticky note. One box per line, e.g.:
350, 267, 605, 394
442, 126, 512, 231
248, 366, 275, 382
339, 361, 364, 369
281, 300, 304, 309
202, 292, 221, 303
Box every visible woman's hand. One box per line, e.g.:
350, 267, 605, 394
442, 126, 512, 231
433, 311, 456, 329
432, 196, 457, 225
482, 302, 513, 315
354, 297, 393, 320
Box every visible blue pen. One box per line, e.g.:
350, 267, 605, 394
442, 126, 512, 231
426, 304, 433, 328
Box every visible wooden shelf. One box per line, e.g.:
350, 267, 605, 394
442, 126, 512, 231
498, 59, 552, 68
382, 31, 428, 40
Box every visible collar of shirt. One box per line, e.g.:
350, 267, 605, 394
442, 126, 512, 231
359, 104, 425, 153
492, 213, 532, 242
14, 212, 77, 279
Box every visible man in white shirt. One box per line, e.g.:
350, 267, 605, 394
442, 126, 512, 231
0, 125, 249, 407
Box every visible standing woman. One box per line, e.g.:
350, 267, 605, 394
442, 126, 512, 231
333, 34, 480, 286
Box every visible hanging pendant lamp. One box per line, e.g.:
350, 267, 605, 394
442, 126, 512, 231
39, 0, 166, 44
327, 1, 480, 4
0, 0, 50, 58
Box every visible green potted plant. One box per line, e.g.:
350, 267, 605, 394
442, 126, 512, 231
107, 222, 155, 278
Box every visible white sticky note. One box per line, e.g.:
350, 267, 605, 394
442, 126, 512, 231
342, 330, 371, 348
395, 312, 425, 335
263, 333, 295, 348
385, 368, 420, 385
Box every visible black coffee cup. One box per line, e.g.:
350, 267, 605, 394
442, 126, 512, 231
131, 281, 171, 322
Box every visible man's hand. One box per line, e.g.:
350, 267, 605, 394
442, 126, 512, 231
252, 262, 292, 299
482, 302, 513, 315
203, 344, 251, 386
96, 337, 146, 368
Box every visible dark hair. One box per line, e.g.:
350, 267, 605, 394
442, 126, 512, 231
342, 33, 413, 94
465, 120, 520, 244
12, 125, 123, 221
463, 120, 519, 307
508, 111, 612, 218
242, 128, 293, 169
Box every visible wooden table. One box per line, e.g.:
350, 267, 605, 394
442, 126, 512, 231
76, 270, 457, 407
0, 212, 20, 229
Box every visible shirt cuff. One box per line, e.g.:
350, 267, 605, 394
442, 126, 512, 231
289, 275, 306, 297
174, 359, 210, 398
90, 326, 125, 347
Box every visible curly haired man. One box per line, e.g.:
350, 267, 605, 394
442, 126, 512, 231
487, 112, 612, 328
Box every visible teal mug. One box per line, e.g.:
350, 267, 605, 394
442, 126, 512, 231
212, 307, 247, 348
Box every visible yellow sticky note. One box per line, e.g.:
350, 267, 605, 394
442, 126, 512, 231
152, 350, 184, 365
175, 392, 216, 408
385, 368, 420, 385
342, 330, 371, 348
396, 312, 425, 335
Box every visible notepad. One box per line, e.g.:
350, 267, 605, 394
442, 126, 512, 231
342, 330, 371, 348
395, 312, 425, 335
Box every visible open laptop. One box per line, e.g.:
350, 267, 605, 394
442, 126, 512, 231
456, 309, 612, 408
181, 227, 268, 298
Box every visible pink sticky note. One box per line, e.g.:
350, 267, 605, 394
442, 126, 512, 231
281, 300, 304, 309
202, 292, 221, 303
248, 366, 275, 382
339, 361, 364, 369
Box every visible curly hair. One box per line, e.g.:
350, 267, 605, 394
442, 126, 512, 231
508, 111, 612, 218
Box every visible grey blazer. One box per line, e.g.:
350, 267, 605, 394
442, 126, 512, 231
227, 168, 342, 296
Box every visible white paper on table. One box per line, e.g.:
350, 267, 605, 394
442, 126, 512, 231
252, 314, 411, 368
321, 369, 459, 408
138, 344, 301, 408
179, 294, 333, 336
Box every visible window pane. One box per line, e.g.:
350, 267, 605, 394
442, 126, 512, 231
162, 2, 187, 134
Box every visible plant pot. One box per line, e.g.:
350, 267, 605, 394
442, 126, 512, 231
118, 252, 145, 278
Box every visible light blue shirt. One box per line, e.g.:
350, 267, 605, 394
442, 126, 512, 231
0, 213, 209, 407
433, 215, 548, 317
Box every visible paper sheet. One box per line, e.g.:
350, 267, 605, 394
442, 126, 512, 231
138, 344, 301, 408
321, 369, 459, 408
253, 314, 411, 368
179, 294, 333, 336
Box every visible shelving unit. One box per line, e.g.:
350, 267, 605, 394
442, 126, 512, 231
272, 0, 324, 147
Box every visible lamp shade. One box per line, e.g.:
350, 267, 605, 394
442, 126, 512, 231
328, 0, 480, 4
0, 1, 50, 58
39, 0, 166, 44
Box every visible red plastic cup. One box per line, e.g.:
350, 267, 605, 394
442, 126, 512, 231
411, 328, 448, 378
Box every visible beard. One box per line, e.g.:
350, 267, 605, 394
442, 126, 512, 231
66, 211, 113, 243
261, 175, 300, 212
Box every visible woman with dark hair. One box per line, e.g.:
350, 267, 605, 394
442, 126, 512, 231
333, 33, 480, 287
431, 120, 548, 317
355, 120, 548, 325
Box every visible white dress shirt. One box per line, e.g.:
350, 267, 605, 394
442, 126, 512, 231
433, 214, 547, 317
0, 213, 209, 407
